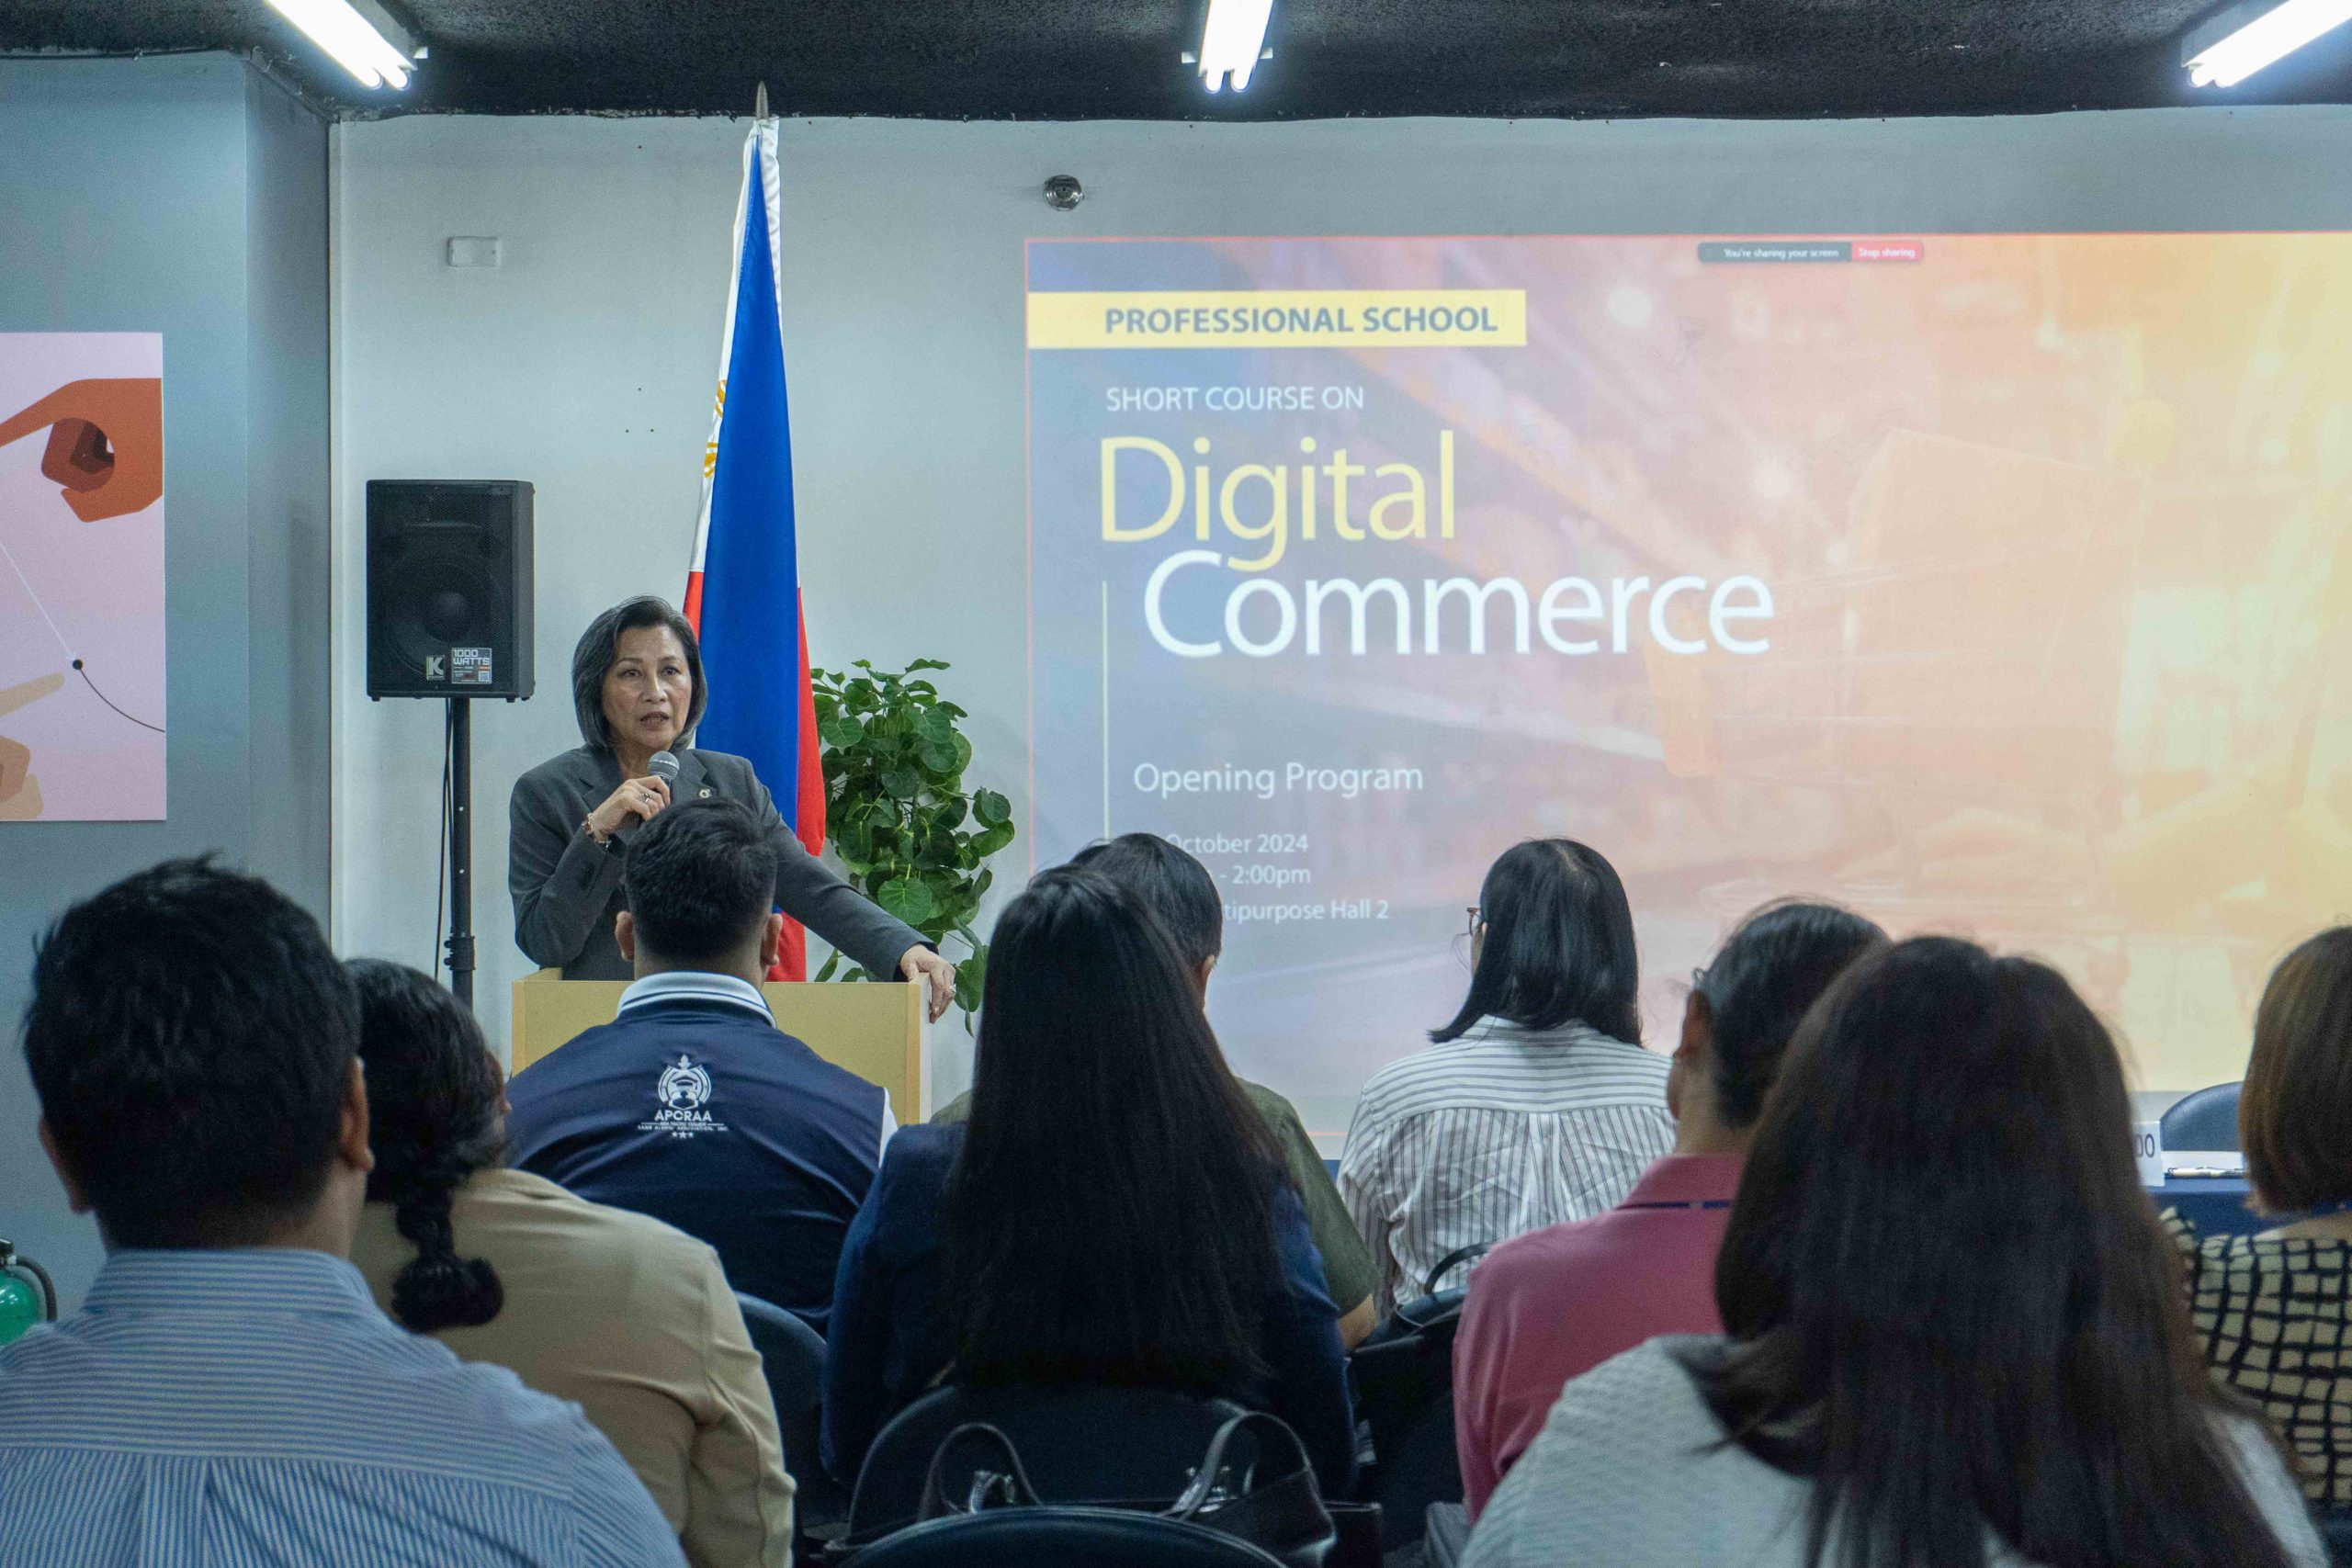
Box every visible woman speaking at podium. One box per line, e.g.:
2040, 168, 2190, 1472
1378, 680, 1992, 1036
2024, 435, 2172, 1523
508, 595, 956, 1019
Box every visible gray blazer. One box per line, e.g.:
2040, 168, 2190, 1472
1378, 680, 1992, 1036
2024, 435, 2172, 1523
508, 744, 926, 981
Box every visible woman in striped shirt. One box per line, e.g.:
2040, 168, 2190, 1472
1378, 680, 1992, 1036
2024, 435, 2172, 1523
1340, 839, 1673, 1314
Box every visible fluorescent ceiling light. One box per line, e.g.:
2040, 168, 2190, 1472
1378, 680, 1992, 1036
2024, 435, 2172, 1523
266, 0, 417, 89
2185, 0, 2352, 86
1198, 0, 1274, 92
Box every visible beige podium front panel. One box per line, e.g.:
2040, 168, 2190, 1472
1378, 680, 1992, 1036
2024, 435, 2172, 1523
510, 970, 926, 1116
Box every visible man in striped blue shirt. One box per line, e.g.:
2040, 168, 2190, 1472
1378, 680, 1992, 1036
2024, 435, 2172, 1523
0, 858, 684, 1567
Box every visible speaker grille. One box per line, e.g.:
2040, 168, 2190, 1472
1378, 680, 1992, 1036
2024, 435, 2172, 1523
366, 480, 535, 701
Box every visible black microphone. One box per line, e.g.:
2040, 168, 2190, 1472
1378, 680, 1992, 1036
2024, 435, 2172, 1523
616, 750, 680, 844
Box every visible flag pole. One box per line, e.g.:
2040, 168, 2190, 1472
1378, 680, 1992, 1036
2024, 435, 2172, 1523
754, 80, 768, 119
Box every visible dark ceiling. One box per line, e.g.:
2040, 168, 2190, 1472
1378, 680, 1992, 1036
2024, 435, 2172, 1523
5, 0, 2351, 120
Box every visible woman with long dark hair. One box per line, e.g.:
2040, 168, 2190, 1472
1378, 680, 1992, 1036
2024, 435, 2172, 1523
1463, 937, 2323, 1568
1340, 838, 1671, 1312
820, 867, 1354, 1492
2174, 926, 2352, 1513
345, 959, 796, 1567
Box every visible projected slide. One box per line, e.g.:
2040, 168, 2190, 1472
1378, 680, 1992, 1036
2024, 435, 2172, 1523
1025, 235, 2352, 1140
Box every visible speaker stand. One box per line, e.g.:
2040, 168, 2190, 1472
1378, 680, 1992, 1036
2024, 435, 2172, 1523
445, 696, 476, 1010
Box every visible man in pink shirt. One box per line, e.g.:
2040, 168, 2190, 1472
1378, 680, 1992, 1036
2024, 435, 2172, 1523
1451, 901, 1886, 1517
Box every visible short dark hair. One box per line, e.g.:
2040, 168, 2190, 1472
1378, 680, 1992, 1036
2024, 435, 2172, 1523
1068, 834, 1222, 971
571, 595, 707, 752
1433, 839, 1640, 1044
2242, 927, 2352, 1213
1694, 899, 1886, 1130
352, 959, 506, 1334
22, 857, 359, 1249
622, 797, 778, 965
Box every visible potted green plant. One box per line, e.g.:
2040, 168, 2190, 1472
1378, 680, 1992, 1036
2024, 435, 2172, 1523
811, 658, 1013, 1022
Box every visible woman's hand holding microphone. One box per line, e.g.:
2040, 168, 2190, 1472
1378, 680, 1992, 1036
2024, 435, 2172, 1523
584, 754, 679, 844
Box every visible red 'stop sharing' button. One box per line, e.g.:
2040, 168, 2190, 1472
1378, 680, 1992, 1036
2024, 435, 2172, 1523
1854, 239, 1924, 262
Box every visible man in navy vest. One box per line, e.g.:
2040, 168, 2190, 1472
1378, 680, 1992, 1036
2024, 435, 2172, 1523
506, 797, 892, 1334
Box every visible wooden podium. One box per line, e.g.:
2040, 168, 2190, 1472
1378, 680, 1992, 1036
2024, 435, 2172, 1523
509, 970, 929, 1116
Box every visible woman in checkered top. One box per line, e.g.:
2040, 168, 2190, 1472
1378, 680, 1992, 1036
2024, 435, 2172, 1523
2171, 927, 2352, 1511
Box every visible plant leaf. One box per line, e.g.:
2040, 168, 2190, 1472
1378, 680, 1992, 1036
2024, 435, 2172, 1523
812, 658, 1010, 1016
876, 875, 937, 925
954, 943, 986, 1017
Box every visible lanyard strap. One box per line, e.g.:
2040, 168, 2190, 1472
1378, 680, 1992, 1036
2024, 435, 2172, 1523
1620, 1199, 1736, 1212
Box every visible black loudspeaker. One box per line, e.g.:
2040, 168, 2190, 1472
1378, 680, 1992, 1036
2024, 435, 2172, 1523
366, 479, 535, 701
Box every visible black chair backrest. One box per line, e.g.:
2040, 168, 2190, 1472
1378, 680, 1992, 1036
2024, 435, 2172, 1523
1349, 1241, 1491, 1550
2160, 1082, 2244, 1155
2318, 1508, 2352, 1568
848, 1384, 1253, 1540
848, 1506, 1288, 1567
735, 1292, 829, 1483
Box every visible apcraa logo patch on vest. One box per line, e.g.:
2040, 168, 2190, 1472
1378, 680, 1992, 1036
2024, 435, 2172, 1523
639, 1054, 730, 1139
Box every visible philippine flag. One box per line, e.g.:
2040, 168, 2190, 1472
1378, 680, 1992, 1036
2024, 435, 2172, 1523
685, 118, 823, 981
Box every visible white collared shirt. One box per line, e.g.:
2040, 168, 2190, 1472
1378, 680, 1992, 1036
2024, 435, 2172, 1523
618, 969, 775, 1021
616, 970, 898, 1158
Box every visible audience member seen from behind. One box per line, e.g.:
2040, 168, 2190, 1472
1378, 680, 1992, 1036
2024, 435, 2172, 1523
2172, 925, 2352, 1513
1341, 839, 1672, 1314
0, 859, 682, 1566
1465, 936, 2324, 1568
346, 958, 795, 1567
1453, 899, 1886, 1517
823, 868, 1356, 1494
931, 833, 1380, 1348
504, 798, 894, 1334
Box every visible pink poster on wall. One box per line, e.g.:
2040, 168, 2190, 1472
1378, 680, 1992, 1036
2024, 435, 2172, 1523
0, 333, 165, 821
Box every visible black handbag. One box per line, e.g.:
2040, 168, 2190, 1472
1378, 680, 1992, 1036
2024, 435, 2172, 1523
1351, 1241, 1493, 1444
909, 1413, 1339, 1568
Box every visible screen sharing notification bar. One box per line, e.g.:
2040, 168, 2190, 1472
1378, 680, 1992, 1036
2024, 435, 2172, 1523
1699, 240, 1924, 263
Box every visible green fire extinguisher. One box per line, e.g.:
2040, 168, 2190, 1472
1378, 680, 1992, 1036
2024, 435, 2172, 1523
0, 1238, 55, 1346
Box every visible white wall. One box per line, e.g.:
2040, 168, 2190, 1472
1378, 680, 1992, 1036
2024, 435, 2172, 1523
333, 106, 2352, 1100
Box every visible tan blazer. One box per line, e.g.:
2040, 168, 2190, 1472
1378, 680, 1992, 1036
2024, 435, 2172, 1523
352, 1168, 794, 1567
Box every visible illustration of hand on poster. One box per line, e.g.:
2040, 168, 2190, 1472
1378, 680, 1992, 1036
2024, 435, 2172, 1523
0, 336, 165, 822
0, 672, 65, 819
